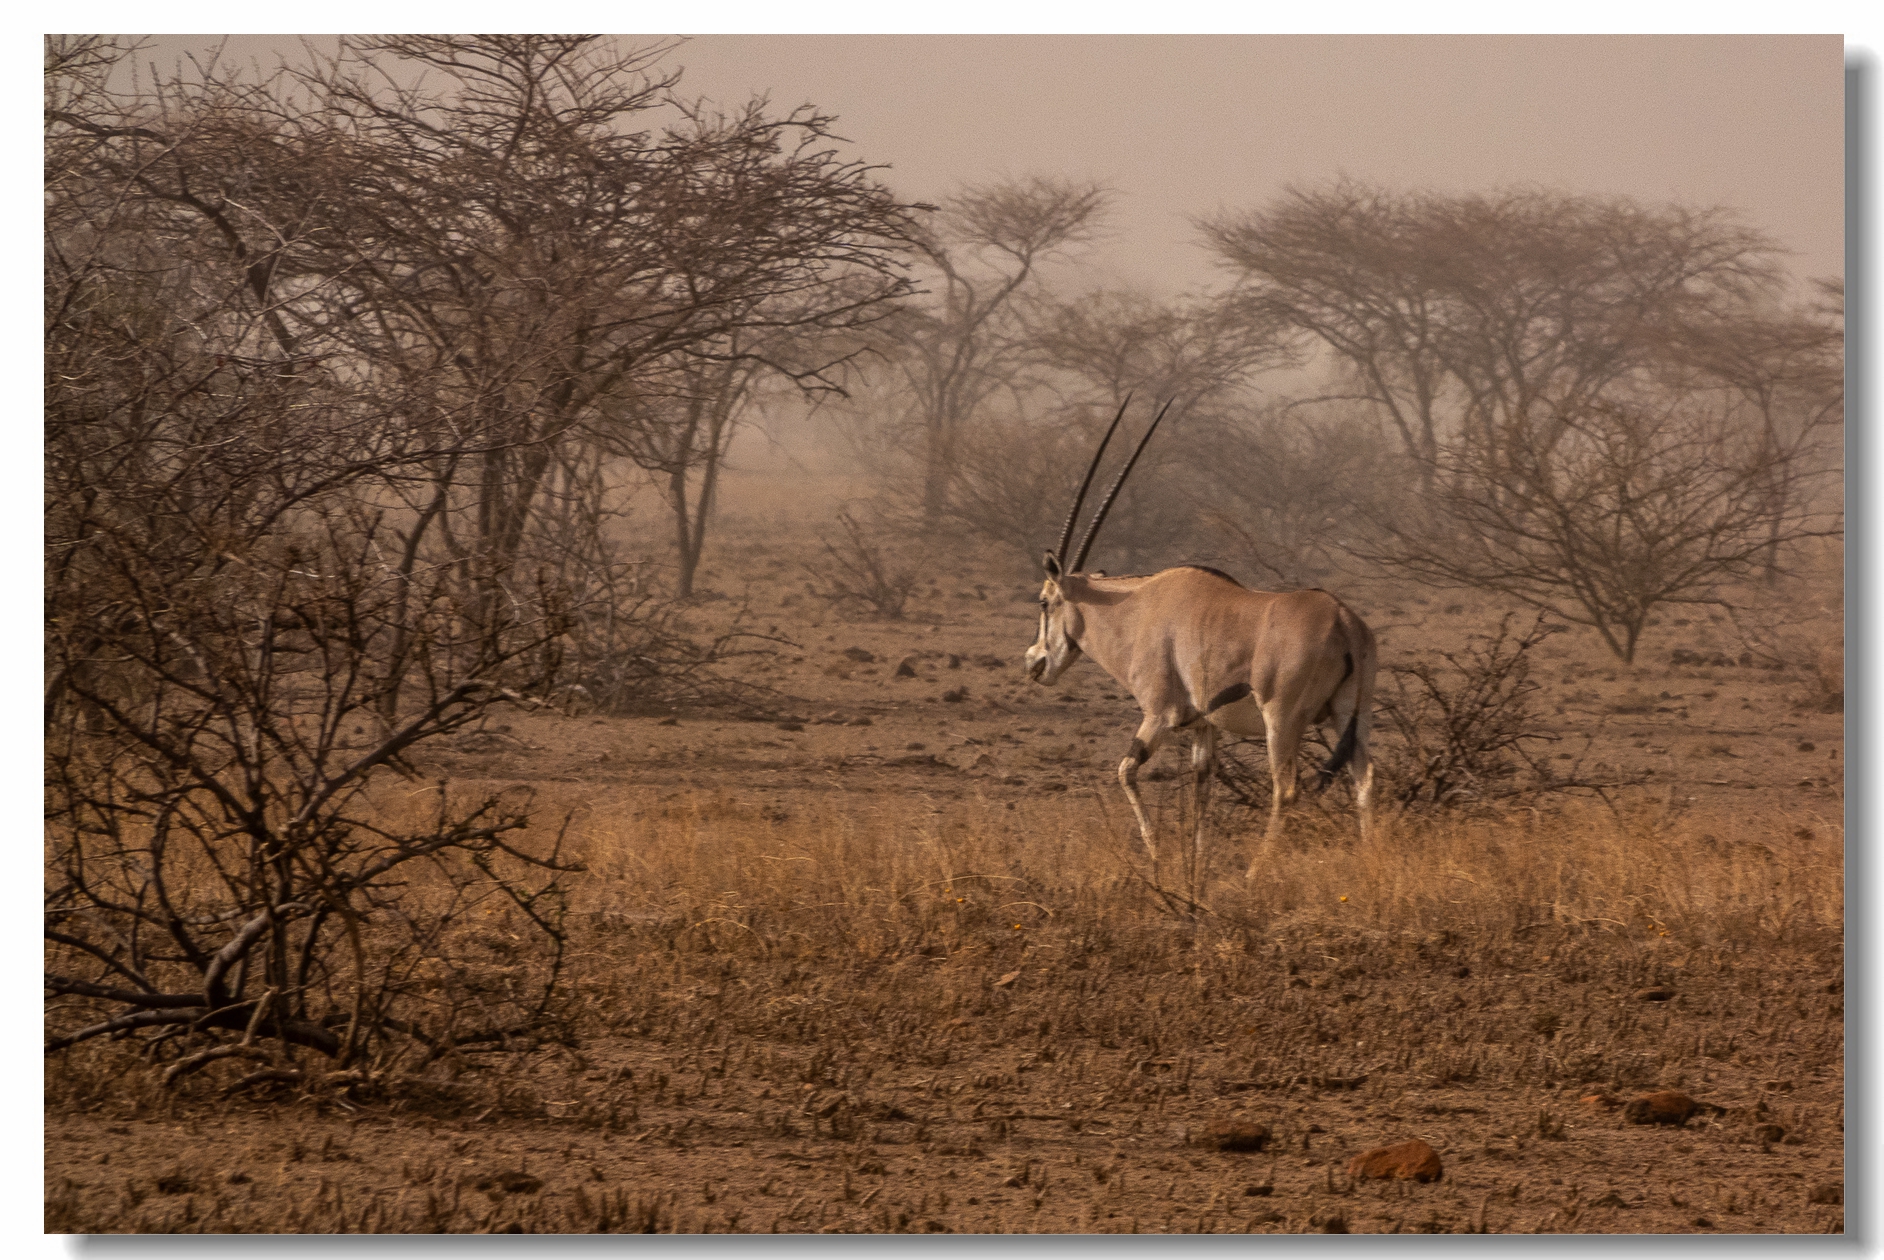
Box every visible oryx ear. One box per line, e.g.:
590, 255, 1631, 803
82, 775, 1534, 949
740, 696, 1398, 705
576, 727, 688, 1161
1043, 552, 1063, 581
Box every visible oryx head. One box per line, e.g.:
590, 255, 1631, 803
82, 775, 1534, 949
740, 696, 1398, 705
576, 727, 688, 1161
1026, 551, 1083, 684
1025, 396, 1173, 685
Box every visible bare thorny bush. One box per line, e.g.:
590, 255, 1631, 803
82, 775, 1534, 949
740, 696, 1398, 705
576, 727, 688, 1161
1216, 612, 1646, 817
45, 506, 585, 1098
43, 32, 910, 1097
802, 509, 919, 619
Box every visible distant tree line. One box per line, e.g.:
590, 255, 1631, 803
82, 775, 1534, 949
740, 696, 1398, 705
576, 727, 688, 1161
864, 176, 1840, 665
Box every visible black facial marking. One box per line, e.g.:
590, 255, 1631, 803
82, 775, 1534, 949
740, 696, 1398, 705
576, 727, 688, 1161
1126, 738, 1150, 765
1206, 682, 1252, 713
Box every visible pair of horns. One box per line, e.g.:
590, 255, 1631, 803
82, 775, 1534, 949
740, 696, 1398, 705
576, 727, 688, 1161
1052, 395, 1175, 575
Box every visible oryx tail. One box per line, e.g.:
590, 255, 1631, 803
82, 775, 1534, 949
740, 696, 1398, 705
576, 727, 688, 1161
1316, 602, 1373, 790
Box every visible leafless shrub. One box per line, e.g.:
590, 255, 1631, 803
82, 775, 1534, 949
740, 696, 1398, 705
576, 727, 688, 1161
1375, 613, 1648, 810
45, 507, 585, 1088
804, 511, 918, 619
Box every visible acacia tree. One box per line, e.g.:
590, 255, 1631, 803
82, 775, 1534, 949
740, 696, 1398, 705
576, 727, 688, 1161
1659, 287, 1844, 582
1030, 287, 1284, 413
1361, 393, 1839, 662
881, 175, 1111, 524
1024, 289, 1291, 570
1199, 180, 1842, 647
283, 37, 919, 640
595, 341, 766, 599
1197, 180, 1786, 491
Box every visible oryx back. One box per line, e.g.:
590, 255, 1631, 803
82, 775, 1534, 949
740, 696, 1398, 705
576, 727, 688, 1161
1086, 568, 1363, 740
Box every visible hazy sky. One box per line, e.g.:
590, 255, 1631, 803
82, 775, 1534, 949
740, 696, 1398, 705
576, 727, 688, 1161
666, 35, 1845, 294
132, 34, 1845, 298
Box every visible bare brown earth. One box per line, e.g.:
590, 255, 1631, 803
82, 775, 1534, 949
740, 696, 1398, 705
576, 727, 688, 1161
45, 518, 1844, 1234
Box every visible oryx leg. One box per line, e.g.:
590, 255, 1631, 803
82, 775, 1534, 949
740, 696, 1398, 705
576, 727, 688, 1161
1189, 724, 1218, 894
1118, 718, 1169, 863
1349, 716, 1376, 841
1248, 700, 1307, 878
1327, 683, 1376, 843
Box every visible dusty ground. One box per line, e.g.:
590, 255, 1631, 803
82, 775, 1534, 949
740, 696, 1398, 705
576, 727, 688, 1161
45, 517, 1844, 1234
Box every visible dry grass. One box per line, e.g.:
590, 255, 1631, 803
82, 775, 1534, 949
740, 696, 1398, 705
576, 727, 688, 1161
48, 786, 1842, 1233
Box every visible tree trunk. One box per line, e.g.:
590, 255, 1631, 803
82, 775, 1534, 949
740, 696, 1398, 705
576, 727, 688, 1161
922, 410, 951, 523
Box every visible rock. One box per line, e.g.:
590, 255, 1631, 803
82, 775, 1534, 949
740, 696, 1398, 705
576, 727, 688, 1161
1580, 1092, 1622, 1110
941, 686, 969, 702
1633, 985, 1677, 1001
1347, 1138, 1443, 1183
842, 646, 875, 662
1753, 1123, 1786, 1145
1809, 1182, 1842, 1206
1622, 1091, 1722, 1126
894, 656, 919, 678
1195, 1118, 1272, 1152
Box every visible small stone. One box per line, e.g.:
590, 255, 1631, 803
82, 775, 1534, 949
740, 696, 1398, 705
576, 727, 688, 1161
1633, 985, 1677, 1002
941, 686, 969, 703
1580, 1093, 1622, 1110
1622, 1091, 1721, 1127
1753, 1123, 1786, 1144
1809, 1182, 1842, 1206
1347, 1138, 1443, 1183
894, 657, 919, 678
776, 721, 804, 732
1243, 1183, 1273, 1197
1196, 1119, 1272, 1153
843, 647, 875, 662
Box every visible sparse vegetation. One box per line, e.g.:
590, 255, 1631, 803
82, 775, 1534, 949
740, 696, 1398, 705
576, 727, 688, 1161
46, 775, 1842, 1233
45, 36, 1840, 1238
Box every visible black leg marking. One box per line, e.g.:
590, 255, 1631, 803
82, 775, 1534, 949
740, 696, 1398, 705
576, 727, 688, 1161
1206, 682, 1252, 714
1127, 738, 1150, 765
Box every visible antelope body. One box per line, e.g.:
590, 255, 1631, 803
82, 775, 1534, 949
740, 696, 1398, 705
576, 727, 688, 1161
1022, 399, 1377, 879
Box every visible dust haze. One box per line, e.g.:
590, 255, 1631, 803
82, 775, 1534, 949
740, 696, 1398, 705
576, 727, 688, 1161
46, 35, 1843, 1234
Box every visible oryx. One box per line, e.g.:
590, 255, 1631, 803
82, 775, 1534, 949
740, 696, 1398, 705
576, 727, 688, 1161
1022, 398, 1377, 880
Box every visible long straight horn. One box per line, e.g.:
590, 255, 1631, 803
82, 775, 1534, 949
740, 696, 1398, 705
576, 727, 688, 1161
1068, 397, 1175, 573
1054, 395, 1133, 565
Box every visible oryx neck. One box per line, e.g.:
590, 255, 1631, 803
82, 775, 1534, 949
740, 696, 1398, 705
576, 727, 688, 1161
1061, 574, 1148, 605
